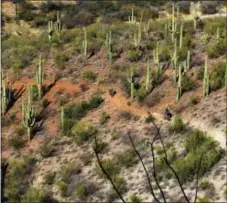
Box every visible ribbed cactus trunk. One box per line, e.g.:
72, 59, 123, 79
179, 22, 184, 50
55, 11, 62, 40
48, 21, 53, 44
216, 27, 220, 40
36, 55, 44, 99
83, 28, 88, 56
203, 56, 210, 97
61, 106, 65, 131
22, 93, 36, 141
128, 68, 134, 100
176, 65, 182, 101
145, 59, 151, 92
172, 39, 178, 84
153, 42, 160, 75
169, 3, 177, 42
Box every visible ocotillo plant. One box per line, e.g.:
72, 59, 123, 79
128, 67, 135, 100
22, 92, 36, 142
36, 54, 44, 99
128, 7, 136, 24
203, 56, 210, 97
61, 106, 65, 131
176, 65, 182, 101
82, 28, 88, 56
48, 21, 54, 44
55, 11, 62, 37
145, 59, 151, 92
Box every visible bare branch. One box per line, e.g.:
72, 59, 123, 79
128, 132, 161, 203
93, 136, 126, 203
194, 152, 203, 203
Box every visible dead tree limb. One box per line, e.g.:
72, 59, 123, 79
128, 132, 161, 203
194, 152, 203, 203
93, 136, 126, 203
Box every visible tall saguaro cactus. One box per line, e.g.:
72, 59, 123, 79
61, 106, 65, 131
48, 21, 54, 44
153, 42, 160, 75
36, 54, 44, 99
190, 2, 201, 31
22, 91, 36, 142
179, 21, 184, 50
128, 67, 135, 100
145, 59, 151, 92
203, 56, 210, 97
82, 28, 88, 56
128, 7, 136, 24
169, 2, 177, 42
176, 65, 182, 101
172, 39, 178, 84
55, 11, 62, 37
1, 71, 14, 115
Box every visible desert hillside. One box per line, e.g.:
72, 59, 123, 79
1, 1, 227, 202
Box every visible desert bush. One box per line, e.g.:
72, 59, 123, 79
198, 195, 210, 202
44, 172, 56, 185
100, 112, 110, 125
71, 121, 97, 145
9, 136, 25, 150
57, 181, 68, 197
205, 39, 225, 58
209, 61, 226, 91
203, 17, 225, 36
190, 95, 200, 105
95, 158, 120, 178
54, 52, 69, 69
127, 49, 143, 62
200, 1, 218, 14
168, 115, 185, 134
92, 137, 107, 154
59, 164, 81, 184
196, 67, 204, 80
129, 194, 142, 202
83, 70, 97, 81
21, 187, 46, 202
145, 114, 155, 123
40, 139, 54, 158
199, 179, 213, 190
182, 74, 197, 92
114, 149, 137, 168
75, 183, 87, 200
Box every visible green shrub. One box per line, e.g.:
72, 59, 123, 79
127, 49, 142, 62
40, 139, 54, 158
210, 61, 226, 91
168, 115, 185, 134
182, 74, 197, 92
199, 180, 213, 190
190, 95, 200, 105
54, 52, 69, 69
196, 67, 204, 80
95, 158, 120, 178
100, 112, 110, 125
71, 121, 97, 145
114, 149, 137, 168
21, 187, 46, 202
57, 181, 68, 197
205, 39, 225, 58
44, 172, 56, 185
145, 114, 155, 123
75, 183, 87, 200
198, 195, 210, 202
129, 194, 142, 203
83, 70, 97, 81
92, 137, 107, 153
9, 136, 25, 150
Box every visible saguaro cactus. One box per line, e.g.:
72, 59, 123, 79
179, 21, 184, 50
216, 27, 220, 40
128, 67, 135, 100
145, 59, 151, 92
171, 39, 178, 84
61, 106, 65, 131
55, 11, 62, 37
190, 2, 201, 30
82, 28, 88, 56
36, 54, 44, 99
169, 2, 177, 42
1, 70, 14, 114
128, 7, 136, 24
22, 91, 36, 141
48, 21, 54, 44
153, 42, 160, 75
176, 65, 182, 101
203, 56, 210, 97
